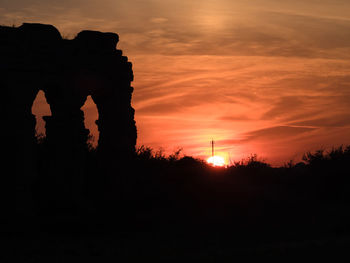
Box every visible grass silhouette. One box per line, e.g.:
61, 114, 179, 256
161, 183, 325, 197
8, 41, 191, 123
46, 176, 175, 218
5, 134, 350, 260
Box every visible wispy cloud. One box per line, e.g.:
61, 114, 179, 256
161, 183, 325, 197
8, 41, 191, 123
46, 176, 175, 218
5, 0, 350, 164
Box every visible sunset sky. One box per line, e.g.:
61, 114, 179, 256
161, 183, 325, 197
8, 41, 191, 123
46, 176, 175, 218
2, 0, 350, 165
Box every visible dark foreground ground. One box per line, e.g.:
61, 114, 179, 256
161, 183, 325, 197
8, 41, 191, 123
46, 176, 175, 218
3, 212, 350, 262
3, 146, 350, 261
4, 229, 350, 262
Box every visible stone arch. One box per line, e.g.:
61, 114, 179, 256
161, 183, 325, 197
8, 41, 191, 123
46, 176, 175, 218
32, 90, 52, 137
2, 23, 137, 173
81, 95, 99, 148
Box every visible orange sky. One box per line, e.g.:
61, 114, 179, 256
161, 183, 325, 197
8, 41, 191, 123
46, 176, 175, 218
2, 0, 350, 165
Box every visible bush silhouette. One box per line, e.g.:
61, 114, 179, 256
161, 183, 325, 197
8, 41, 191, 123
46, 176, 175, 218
232, 153, 270, 169
8, 135, 350, 259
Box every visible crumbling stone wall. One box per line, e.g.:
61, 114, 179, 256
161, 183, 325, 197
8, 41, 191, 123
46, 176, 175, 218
1, 23, 137, 174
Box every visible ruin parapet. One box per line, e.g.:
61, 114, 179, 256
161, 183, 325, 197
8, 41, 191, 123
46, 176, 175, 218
1, 23, 137, 174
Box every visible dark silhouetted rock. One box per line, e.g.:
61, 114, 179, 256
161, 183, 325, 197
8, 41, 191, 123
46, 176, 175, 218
1, 23, 136, 211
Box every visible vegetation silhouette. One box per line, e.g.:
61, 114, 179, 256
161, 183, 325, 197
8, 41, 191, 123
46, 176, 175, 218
9, 136, 350, 260
3, 23, 350, 261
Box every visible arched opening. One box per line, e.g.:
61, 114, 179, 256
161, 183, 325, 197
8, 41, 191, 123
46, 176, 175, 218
81, 95, 99, 148
32, 90, 51, 138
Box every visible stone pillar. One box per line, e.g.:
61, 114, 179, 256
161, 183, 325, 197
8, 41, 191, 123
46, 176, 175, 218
2, 69, 40, 215
42, 81, 90, 210
43, 88, 90, 156
0, 23, 63, 215
92, 56, 136, 163
75, 30, 137, 163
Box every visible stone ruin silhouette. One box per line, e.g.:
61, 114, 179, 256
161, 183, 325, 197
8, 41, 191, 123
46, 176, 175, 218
1, 23, 137, 192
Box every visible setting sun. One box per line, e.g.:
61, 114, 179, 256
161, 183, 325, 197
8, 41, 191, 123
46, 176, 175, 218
207, 156, 226, 167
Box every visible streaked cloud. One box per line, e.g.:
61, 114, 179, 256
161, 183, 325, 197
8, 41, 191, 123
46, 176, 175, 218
3, 0, 350, 164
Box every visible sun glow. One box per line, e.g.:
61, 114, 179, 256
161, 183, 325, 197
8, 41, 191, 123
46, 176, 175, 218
207, 156, 226, 167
